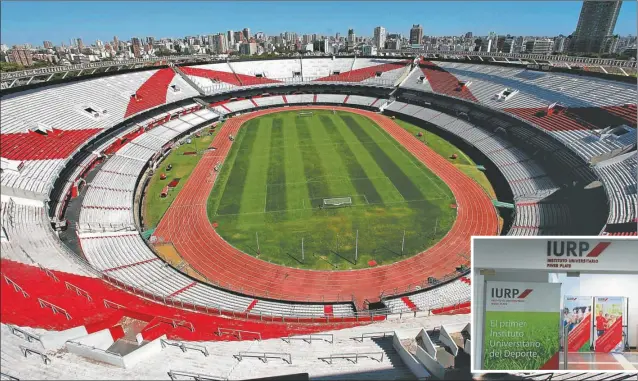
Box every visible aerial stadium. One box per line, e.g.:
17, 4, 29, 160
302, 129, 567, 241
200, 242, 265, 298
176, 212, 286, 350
1, 45, 637, 380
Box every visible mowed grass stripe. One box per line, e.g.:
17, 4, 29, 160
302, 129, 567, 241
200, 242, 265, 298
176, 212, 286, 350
330, 115, 405, 204
296, 117, 331, 205
341, 114, 426, 201
214, 121, 258, 215
306, 116, 359, 201
200, 110, 457, 269
282, 115, 311, 212
355, 115, 451, 199
239, 119, 272, 216
320, 115, 384, 204
265, 118, 286, 214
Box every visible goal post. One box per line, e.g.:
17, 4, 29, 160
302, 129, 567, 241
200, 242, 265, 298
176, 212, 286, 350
322, 197, 352, 208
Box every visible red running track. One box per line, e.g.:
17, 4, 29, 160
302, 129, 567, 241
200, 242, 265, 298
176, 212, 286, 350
153, 106, 498, 306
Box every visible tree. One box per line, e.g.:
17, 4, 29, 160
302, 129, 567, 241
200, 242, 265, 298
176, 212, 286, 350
0, 62, 23, 72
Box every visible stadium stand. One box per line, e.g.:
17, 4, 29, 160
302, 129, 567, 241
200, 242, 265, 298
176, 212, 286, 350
230, 58, 302, 80
386, 101, 561, 202
428, 61, 636, 108
509, 203, 572, 236
403, 61, 637, 160
253, 95, 286, 107
383, 278, 471, 314
0, 314, 470, 380
316, 93, 347, 104
0, 199, 90, 274
302, 58, 355, 81
0, 58, 635, 381
594, 152, 638, 225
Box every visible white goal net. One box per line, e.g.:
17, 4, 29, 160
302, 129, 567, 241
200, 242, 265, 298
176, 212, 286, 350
322, 197, 352, 208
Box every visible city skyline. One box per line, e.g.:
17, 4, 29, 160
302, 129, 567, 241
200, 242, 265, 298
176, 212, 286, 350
1, 1, 636, 47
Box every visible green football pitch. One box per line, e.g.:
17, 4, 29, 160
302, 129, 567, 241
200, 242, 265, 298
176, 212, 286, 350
206, 110, 457, 270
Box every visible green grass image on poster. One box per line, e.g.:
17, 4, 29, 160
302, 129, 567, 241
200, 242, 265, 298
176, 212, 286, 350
483, 311, 560, 370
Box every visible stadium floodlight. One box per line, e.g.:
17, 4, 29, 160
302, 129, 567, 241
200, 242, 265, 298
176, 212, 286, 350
322, 197, 352, 208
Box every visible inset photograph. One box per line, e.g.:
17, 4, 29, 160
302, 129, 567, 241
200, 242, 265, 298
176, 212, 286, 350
472, 236, 638, 372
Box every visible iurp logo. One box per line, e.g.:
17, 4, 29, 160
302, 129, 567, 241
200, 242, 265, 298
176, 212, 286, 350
546, 241, 611, 257
492, 288, 533, 299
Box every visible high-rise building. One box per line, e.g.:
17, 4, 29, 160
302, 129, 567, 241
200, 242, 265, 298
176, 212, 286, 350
313, 39, 330, 53
234, 31, 244, 43
213, 33, 228, 54
553, 36, 566, 53
239, 41, 257, 55
284, 32, 297, 43
465, 32, 473, 39
43, 41, 53, 49
347, 29, 356, 44
131, 37, 142, 58
409, 24, 423, 45
373, 26, 387, 50
76, 38, 84, 51
386, 39, 401, 50
243, 28, 251, 40
602, 34, 620, 54
362, 45, 377, 56
8, 48, 33, 66
525, 39, 553, 55
496, 36, 507, 53
227, 30, 234, 45
569, 0, 622, 53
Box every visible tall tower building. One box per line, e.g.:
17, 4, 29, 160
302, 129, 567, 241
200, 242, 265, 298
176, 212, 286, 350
131, 37, 142, 58
243, 28, 251, 41
410, 24, 423, 45
209, 33, 224, 53
43, 41, 53, 49
234, 31, 244, 44
76, 38, 84, 51
347, 29, 356, 44
569, 0, 622, 53
227, 30, 234, 45
373, 26, 387, 50
8, 48, 33, 66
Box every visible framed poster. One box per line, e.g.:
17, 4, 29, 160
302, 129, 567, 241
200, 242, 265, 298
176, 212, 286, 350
594, 296, 625, 353
483, 281, 561, 370
563, 296, 593, 352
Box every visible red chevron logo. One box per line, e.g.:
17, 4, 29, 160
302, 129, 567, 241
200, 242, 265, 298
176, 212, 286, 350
586, 242, 611, 257
518, 289, 533, 299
